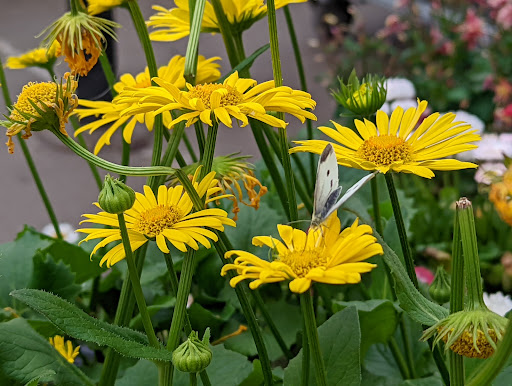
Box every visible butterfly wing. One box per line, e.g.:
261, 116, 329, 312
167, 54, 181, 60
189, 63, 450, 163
322, 170, 379, 221
311, 144, 341, 227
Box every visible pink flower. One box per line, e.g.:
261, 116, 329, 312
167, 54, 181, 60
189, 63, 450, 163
494, 78, 512, 104
455, 9, 485, 49
415, 266, 435, 285
439, 41, 455, 55
394, 0, 410, 8
377, 14, 409, 42
496, 4, 512, 29
483, 75, 495, 91
494, 103, 512, 129
430, 27, 443, 45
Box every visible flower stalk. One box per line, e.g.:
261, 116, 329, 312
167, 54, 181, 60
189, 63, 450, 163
0, 57, 62, 239
300, 292, 327, 386
384, 173, 419, 288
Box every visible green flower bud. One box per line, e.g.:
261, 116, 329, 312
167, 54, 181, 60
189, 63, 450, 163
332, 69, 387, 117
429, 266, 451, 304
172, 329, 212, 373
98, 175, 135, 214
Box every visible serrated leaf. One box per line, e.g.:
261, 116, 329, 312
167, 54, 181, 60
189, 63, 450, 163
25, 370, 56, 386
332, 299, 398, 356
10, 289, 173, 362
379, 236, 448, 326
0, 318, 93, 386
284, 306, 361, 385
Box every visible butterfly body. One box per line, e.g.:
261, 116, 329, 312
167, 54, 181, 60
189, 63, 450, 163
311, 144, 377, 230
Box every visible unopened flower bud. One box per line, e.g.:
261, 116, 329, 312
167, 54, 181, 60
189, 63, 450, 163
172, 329, 212, 373
98, 175, 135, 214
429, 266, 451, 304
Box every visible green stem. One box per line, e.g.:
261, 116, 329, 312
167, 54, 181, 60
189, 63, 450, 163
157, 123, 186, 187
250, 120, 290, 220
127, 0, 163, 190
253, 291, 293, 359
210, 0, 239, 67
51, 128, 175, 176
457, 198, 485, 309
388, 337, 411, 379
282, 6, 315, 190
450, 205, 464, 386
232, 33, 250, 78
117, 214, 160, 348
176, 151, 187, 168
183, 0, 206, 84
183, 132, 198, 163
399, 318, 417, 379
194, 121, 205, 156
99, 244, 148, 386
175, 170, 273, 385
162, 253, 212, 386
0, 58, 62, 239
190, 373, 197, 386
165, 250, 196, 385
300, 317, 310, 386
200, 122, 218, 178
467, 311, 512, 386
267, 0, 298, 222
300, 292, 326, 386
384, 173, 419, 288
371, 178, 383, 235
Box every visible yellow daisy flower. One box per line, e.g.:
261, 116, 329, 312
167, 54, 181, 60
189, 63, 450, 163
87, 0, 126, 15
39, 7, 119, 76
6, 41, 60, 70
2, 74, 78, 154
489, 163, 512, 226
49, 335, 80, 364
73, 55, 221, 154
77, 170, 236, 267
117, 71, 317, 129
221, 213, 382, 293
291, 99, 481, 178
148, 0, 307, 42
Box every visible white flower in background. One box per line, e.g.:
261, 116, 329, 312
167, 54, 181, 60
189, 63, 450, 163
382, 77, 417, 115
41, 223, 80, 243
483, 292, 512, 317
385, 77, 416, 101
451, 111, 485, 135
456, 133, 512, 161
474, 162, 508, 184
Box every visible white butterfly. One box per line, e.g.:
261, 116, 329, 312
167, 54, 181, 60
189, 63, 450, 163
311, 143, 378, 230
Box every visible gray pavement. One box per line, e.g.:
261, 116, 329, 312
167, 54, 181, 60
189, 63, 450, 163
0, 1, 389, 242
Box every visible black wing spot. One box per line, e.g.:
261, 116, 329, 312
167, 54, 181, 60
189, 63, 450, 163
320, 144, 333, 162
330, 180, 333, 187
327, 170, 330, 176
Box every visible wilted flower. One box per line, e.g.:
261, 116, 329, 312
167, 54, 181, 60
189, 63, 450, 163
170, 154, 268, 221
1, 74, 78, 153
38, 4, 119, 75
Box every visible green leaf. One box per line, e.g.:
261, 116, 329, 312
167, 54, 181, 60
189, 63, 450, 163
116, 360, 158, 386
10, 289, 174, 362
30, 252, 80, 301
284, 306, 362, 385
400, 376, 443, 385
379, 236, 448, 326
0, 318, 93, 386
332, 299, 398, 356
25, 370, 57, 386
0, 228, 52, 306
129, 296, 175, 330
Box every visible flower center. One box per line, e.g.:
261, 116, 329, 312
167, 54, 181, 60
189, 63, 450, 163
442, 328, 498, 359
134, 75, 152, 89
134, 205, 182, 238
279, 249, 327, 278
188, 83, 242, 109
10, 82, 57, 121
357, 135, 412, 165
